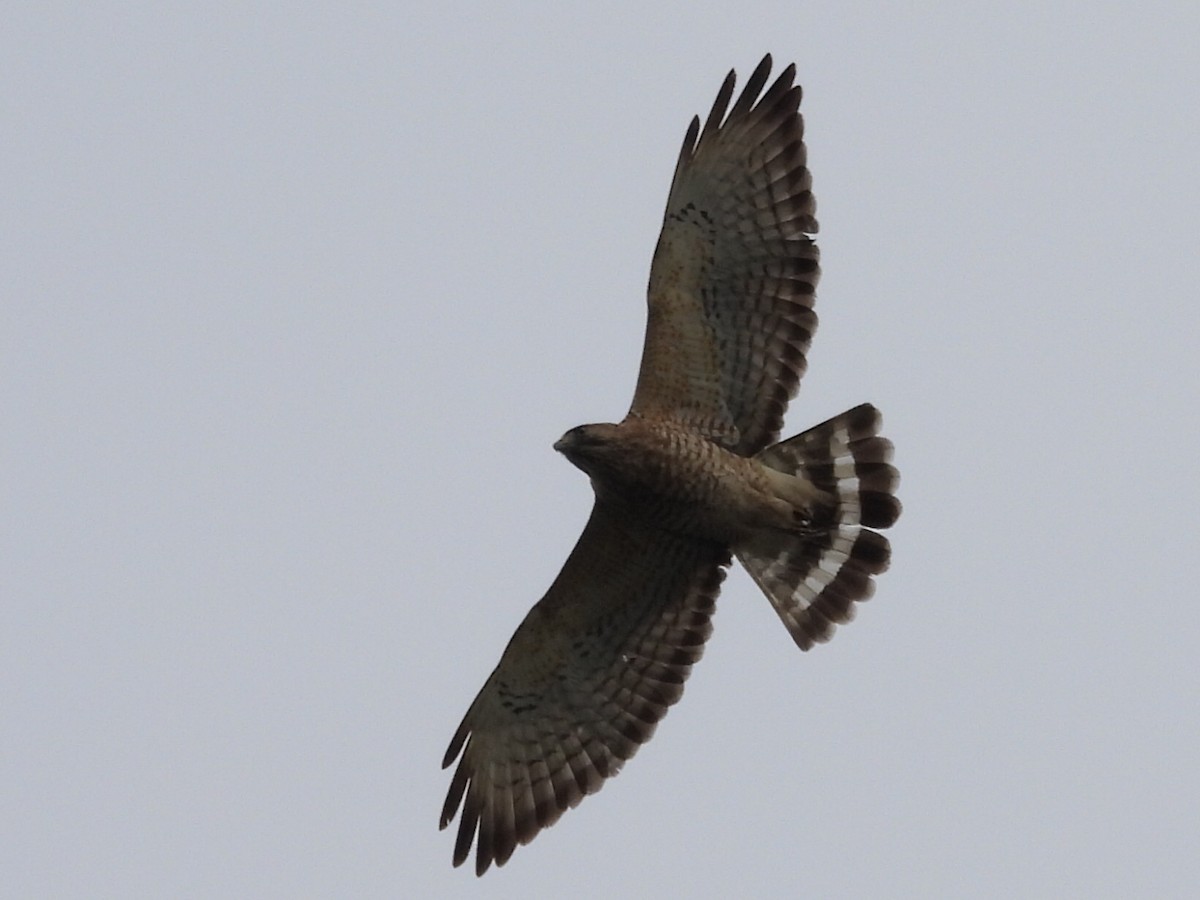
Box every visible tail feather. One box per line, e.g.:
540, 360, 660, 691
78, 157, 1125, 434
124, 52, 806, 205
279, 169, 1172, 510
735, 403, 900, 650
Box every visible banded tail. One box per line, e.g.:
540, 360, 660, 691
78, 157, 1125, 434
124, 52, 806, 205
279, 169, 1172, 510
735, 403, 900, 649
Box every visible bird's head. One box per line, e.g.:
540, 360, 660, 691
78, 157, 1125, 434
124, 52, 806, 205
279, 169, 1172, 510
554, 422, 622, 476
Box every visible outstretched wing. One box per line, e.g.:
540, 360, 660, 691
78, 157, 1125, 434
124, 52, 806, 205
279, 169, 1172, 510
440, 502, 729, 875
629, 54, 819, 456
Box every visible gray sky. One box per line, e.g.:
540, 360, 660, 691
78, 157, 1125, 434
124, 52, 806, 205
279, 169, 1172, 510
5, 3, 1199, 897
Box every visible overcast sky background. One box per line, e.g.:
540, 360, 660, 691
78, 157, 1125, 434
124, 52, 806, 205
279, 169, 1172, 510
5, 3, 1198, 898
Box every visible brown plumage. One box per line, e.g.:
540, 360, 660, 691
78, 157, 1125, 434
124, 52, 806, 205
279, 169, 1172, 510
440, 55, 900, 875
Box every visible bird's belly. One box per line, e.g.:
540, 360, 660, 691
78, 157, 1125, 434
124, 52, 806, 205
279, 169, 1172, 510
600, 430, 791, 543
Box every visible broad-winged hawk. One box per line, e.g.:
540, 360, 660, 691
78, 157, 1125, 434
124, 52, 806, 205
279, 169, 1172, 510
440, 55, 901, 875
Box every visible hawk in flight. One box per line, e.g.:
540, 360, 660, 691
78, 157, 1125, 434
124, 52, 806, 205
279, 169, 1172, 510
441, 55, 900, 874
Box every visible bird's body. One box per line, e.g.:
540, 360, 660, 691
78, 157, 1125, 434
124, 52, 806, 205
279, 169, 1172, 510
557, 418, 817, 543
440, 55, 901, 875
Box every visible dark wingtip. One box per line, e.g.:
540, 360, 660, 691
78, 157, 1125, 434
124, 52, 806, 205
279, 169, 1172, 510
699, 69, 737, 143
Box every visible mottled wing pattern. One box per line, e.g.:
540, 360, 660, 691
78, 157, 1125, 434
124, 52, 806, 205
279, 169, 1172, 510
440, 501, 729, 875
737, 404, 901, 649
629, 54, 819, 456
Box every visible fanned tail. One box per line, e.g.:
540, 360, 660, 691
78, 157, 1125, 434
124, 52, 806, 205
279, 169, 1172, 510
735, 403, 900, 649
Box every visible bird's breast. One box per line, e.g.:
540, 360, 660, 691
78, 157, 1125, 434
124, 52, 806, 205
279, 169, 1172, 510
589, 421, 788, 543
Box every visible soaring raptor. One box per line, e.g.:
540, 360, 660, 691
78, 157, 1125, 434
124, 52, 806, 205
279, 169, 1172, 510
440, 55, 901, 874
